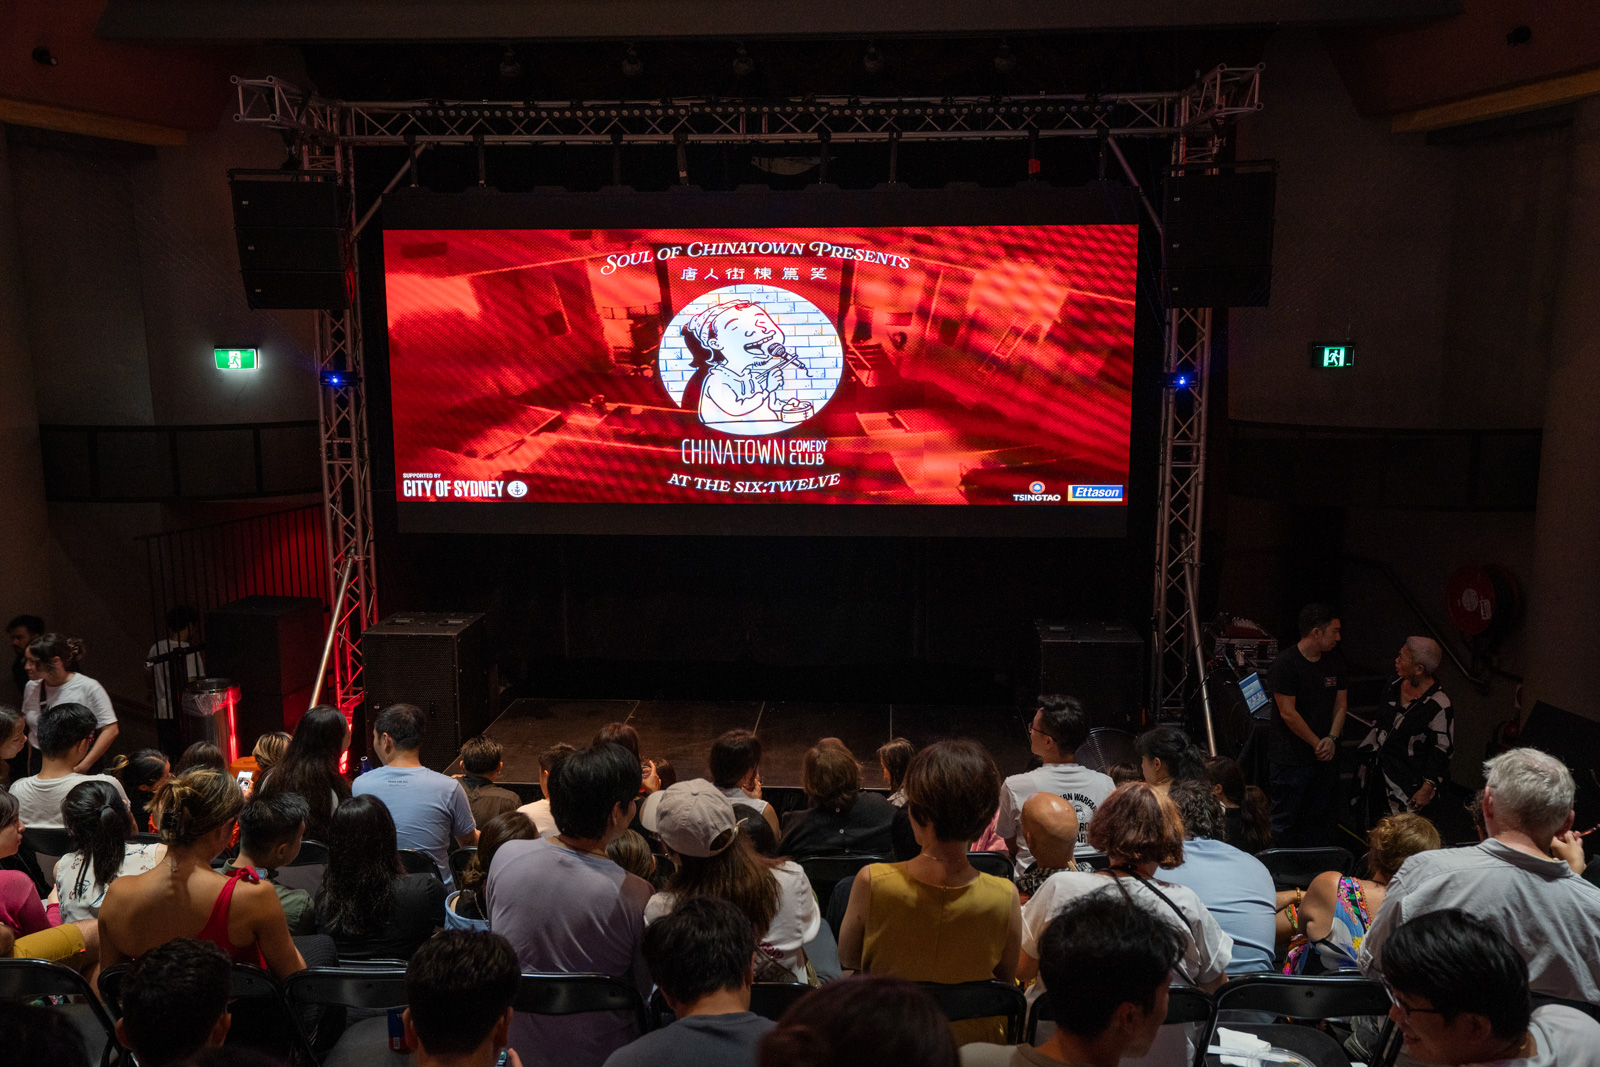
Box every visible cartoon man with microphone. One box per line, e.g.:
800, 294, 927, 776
678, 297, 814, 435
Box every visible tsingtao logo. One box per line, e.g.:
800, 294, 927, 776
506, 480, 528, 499
1029, 480, 1046, 494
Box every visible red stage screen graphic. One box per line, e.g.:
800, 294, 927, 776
383, 223, 1137, 509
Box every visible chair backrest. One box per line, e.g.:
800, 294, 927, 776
750, 982, 813, 1021
21, 827, 74, 883
1255, 847, 1356, 891
285, 966, 409, 1011
289, 839, 330, 866
514, 973, 651, 1035
918, 980, 1028, 1044
131, 832, 162, 845
1027, 984, 1215, 1067
968, 851, 1014, 881
450, 846, 478, 879
1225, 1022, 1359, 1067
0, 958, 122, 1065
101, 961, 318, 1065
398, 848, 442, 880
797, 853, 886, 906
1215, 974, 1391, 1019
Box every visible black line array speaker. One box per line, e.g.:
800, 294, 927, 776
361, 612, 491, 771
205, 596, 326, 745
1162, 168, 1276, 308
1519, 701, 1600, 833
229, 170, 350, 310
1033, 621, 1147, 731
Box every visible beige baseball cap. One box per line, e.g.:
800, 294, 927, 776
639, 778, 740, 858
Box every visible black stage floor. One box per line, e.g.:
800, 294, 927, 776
477, 697, 1032, 789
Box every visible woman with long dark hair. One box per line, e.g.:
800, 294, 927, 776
877, 737, 914, 808
1204, 756, 1273, 854
1135, 726, 1207, 796
110, 749, 171, 832
451, 809, 538, 928
256, 705, 351, 841
21, 633, 118, 772
315, 794, 445, 959
0, 706, 26, 787
56, 779, 164, 921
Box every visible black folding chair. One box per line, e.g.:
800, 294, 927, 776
450, 846, 478, 881
102, 961, 319, 1066
650, 981, 812, 1029
515, 973, 652, 1036
398, 848, 443, 880
969, 851, 1014, 881
1255, 847, 1356, 892
21, 827, 74, 883
285, 965, 409, 1056
918, 980, 1028, 1044
131, 832, 162, 846
274, 838, 329, 896
797, 854, 887, 913
0, 957, 123, 1067
1214, 974, 1396, 1067
1027, 983, 1214, 1067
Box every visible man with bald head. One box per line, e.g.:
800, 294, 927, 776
1015, 792, 1080, 901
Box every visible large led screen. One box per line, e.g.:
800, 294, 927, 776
381, 187, 1140, 536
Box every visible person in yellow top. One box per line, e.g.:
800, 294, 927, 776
838, 739, 1023, 1045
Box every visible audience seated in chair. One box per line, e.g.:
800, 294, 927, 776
1017, 782, 1231, 994
711, 730, 781, 840
1279, 811, 1440, 971
1205, 756, 1274, 854
56, 779, 166, 922
877, 737, 914, 808
838, 739, 1021, 1045
605, 896, 776, 1067
354, 703, 479, 890
0, 786, 98, 967
1382, 908, 1600, 1065
1014, 793, 1079, 902
996, 696, 1115, 868
606, 829, 661, 889
1135, 726, 1208, 798
452, 809, 539, 928
642, 779, 820, 984
405, 930, 524, 1067
488, 742, 652, 1067
458, 735, 524, 828
595, 722, 663, 795
517, 741, 576, 839
109, 749, 171, 834
99, 769, 305, 978
1360, 747, 1600, 1003
960, 893, 1185, 1067
251, 731, 291, 779
314, 793, 445, 959
10, 703, 132, 831
222, 792, 316, 936
114, 937, 232, 1066
254, 704, 351, 843
758, 974, 957, 1067
174, 742, 226, 777
777, 738, 898, 860
1162, 777, 1278, 975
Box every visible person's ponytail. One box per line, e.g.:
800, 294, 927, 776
155, 769, 242, 848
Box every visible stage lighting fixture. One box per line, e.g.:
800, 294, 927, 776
862, 44, 886, 74
993, 42, 1017, 74
1163, 371, 1192, 390
732, 44, 756, 78
321, 369, 361, 389
622, 45, 644, 78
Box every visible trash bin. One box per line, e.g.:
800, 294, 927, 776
182, 677, 240, 762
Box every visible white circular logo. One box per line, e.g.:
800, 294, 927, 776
658, 284, 844, 437
506, 479, 528, 498
1029, 481, 1046, 494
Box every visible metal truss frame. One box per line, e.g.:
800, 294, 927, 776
232, 65, 1261, 725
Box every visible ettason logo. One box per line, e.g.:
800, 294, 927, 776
659, 284, 844, 437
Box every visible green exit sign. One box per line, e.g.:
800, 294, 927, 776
1309, 342, 1355, 370
214, 348, 258, 371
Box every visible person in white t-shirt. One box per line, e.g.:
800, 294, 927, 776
1382, 907, 1600, 1067
21, 633, 118, 772
641, 778, 822, 985
517, 741, 576, 839
146, 606, 204, 757
10, 703, 132, 832
996, 695, 1115, 867
1017, 782, 1231, 994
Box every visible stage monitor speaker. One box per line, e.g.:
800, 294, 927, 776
361, 612, 491, 772
229, 170, 350, 310
1518, 701, 1600, 832
1161, 169, 1275, 308
205, 596, 326, 746
1033, 621, 1146, 731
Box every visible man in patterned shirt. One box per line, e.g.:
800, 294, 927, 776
1355, 636, 1453, 822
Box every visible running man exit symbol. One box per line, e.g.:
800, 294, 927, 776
1308, 343, 1354, 370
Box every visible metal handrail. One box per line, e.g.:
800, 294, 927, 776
1342, 554, 1492, 690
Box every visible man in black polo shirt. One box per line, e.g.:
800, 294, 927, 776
1265, 603, 1348, 847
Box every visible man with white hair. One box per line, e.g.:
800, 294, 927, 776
1355, 636, 1454, 820
1359, 747, 1600, 1001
